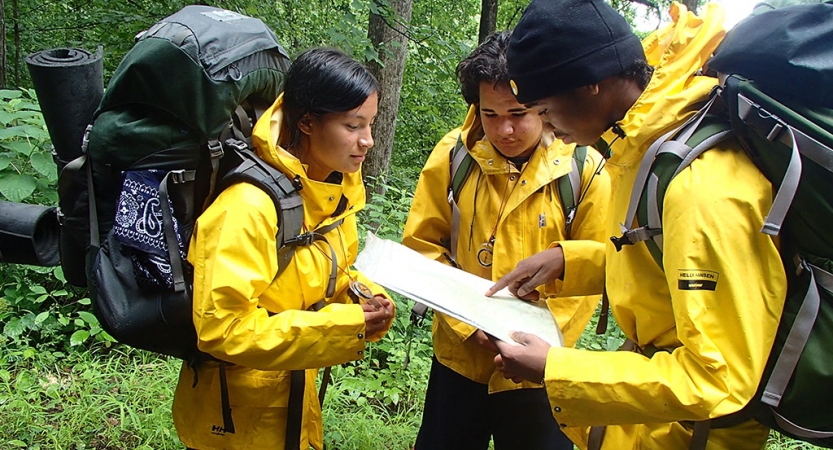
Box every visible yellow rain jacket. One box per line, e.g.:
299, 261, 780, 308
545, 4, 787, 449
403, 105, 610, 393
172, 95, 394, 450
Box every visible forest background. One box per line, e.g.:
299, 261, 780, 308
0, 0, 819, 448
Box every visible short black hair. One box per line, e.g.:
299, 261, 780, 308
283, 47, 380, 151
620, 59, 654, 91
456, 31, 512, 105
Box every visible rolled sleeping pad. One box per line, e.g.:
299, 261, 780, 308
0, 201, 60, 267
25, 47, 103, 171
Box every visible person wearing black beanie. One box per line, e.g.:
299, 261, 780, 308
402, 30, 611, 450
485, 1, 787, 450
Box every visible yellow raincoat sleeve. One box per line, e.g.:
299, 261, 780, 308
188, 183, 368, 371
543, 146, 786, 427
545, 147, 610, 298
402, 128, 478, 341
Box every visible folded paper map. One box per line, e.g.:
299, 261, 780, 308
354, 233, 563, 347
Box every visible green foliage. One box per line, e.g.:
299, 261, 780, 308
0, 264, 111, 357
323, 293, 432, 449
575, 302, 627, 352
360, 174, 416, 241
391, 0, 473, 177
0, 348, 182, 450
0, 89, 56, 204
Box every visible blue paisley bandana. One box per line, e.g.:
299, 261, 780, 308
113, 170, 186, 290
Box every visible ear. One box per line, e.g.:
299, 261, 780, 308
298, 114, 313, 136
584, 83, 601, 96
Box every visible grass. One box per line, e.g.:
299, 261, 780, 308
0, 309, 826, 450
0, 347, 182, 449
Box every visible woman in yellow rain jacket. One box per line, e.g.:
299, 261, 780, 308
488, 2, 786, 449
402, 31, 610, 450
172, 48, 395, 450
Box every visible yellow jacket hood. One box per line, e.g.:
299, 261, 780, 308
605, 2, 726, 169
251, 94, 367, 229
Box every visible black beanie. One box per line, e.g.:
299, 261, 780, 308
507, 0, 646, 104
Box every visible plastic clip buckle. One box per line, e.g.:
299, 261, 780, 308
284, 232, 315, 247
223, 138, 249, 153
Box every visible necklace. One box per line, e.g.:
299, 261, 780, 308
310, 226, 376, 306
478, 162, 523, 268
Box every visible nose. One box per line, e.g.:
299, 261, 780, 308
359, 128, 374, 150
499, 118, 514, 135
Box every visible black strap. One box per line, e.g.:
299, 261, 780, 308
318, 366, 331, 407
688, 420, 711, 450
218, 361, 235, 434
596, 287, 610, 335
286, 370, 306, 450
588, 425, 606, 450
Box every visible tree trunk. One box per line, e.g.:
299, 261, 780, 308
12, 0, 19, 87
478, 0, 498, 44
0, 0, 6, 89
364, 0, 413, 198
682, 0, 699, 14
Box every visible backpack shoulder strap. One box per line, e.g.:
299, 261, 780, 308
610, 93, 733, 267
556, 145, 588, 239
217, 146, 304, 273
448, 133, 474, 264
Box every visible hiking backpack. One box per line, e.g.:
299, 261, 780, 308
54, 6, 340, 442
612, 2, 833, 447
57, 4, 306, 362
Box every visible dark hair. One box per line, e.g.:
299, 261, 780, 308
620, 59, 654, 91
282, 47, 380, 151
456, 31, 512, 105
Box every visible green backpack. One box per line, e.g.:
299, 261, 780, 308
56, 6, 332, 443
612, 2, 833, 447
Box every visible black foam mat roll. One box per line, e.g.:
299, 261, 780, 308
0, 201, 60, 267
25, 47, 103, 169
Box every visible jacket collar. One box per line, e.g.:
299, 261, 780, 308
251, 94, 366, 229
605, 2, 727, 169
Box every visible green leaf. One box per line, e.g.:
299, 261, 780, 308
78, 311, 99, 326
70, 330, 90, 346
79, 297, 91, 305
0, 173, 37, 201
30, 285, 47, 294
30, 151, 55, 178
3, 317, 25, 337
34, 311, 49, 324
53, 266, 66, 283
58, 317, 70, 326
0, 155, 11, 171
0, 89, 23, 99
0, 125, 47, 141
7, 440, 28, 447
0, 369, 11, 382
0, 139, 35, 155
0, 110, 16, 126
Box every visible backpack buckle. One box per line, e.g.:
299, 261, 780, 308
223, 138, 249, 153
610, 226, 662, 252
207, 140, 224, 159
284, 232, 315, 247
168, 169, 196, 184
